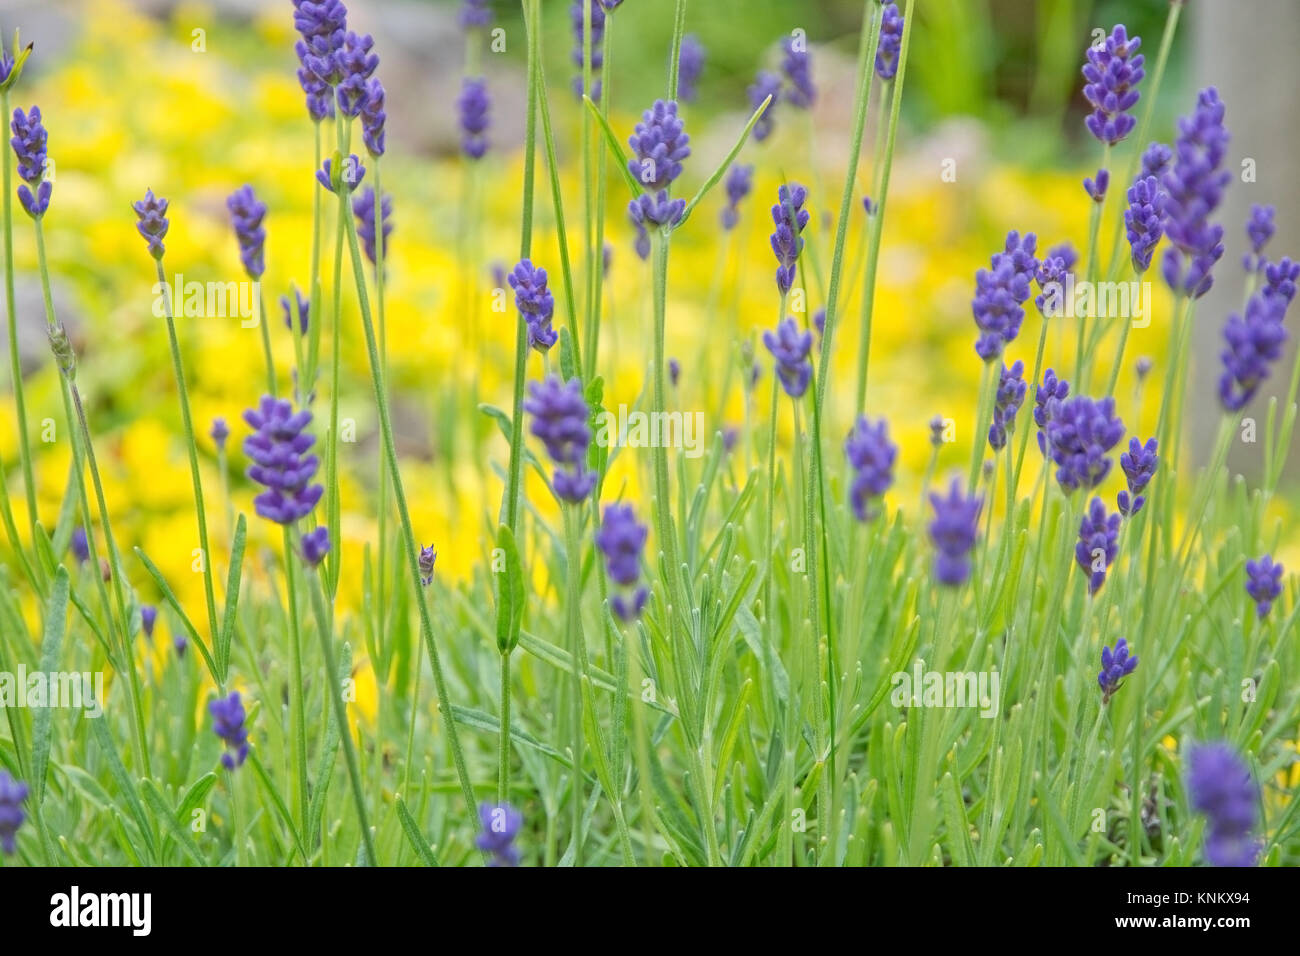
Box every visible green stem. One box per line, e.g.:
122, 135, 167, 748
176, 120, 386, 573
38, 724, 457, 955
305, 552, 377, 866
281, 524, 309, 830
563, 506, 586, 865
498, 649, 511, 805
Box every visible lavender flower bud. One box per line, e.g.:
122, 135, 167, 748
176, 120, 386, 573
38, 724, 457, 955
571, 0, 606, 102
1161, 88, 1230, 299
211, 417, 230, 451
668, 358, 681, 388
781, 34, 815, 109
334, 31, 378, 118
294, 39, 335, 122
459, 0, 493, 30
928, 479, 982, 586
747, 71, 781, 142
476, 801, 523, 866
1081, 25, 1144, 145
47, 323, 76, 381
763, 317, 813, 398
317, 154, 365, 194
1124, 175, 1164, 274
1139, 142, 1171, 179
1188, 743, 1260, 867
361, 77, 386, 157
141, 604, 158, 640
1135, 356, 1153, 380
352, 186, 393, 268
0, 770, 27, 855
508, 259, 558, 353
628, 99, 690, 192
132, 189, 169, 259
282, 286, 310, 334
770, 183, 809, 295
242, 395, 324, 525
10, 105, 50, 217
418, 544, 437, 586
929, 415, 946, 448
1218, 291, 1287, 412
1083, 168, 1109, 203
1245, 555, 1283, 619
70, 527, 89, 564
1043, 394, 1124, 492
1075, 496, 1120, 594
525, 376, 596, 503
210, 691, 250, 770
226, 185, 267, 279
988, 360, 1026, 451
458, 77, 490, 160
876, 3, 905, 80
844, 416, 897, 520
720, 163, 753, 231
300, 526, 331, 567
1097, 638, 1137, 703
677, 35, 705, 103
1117, 436, 1157, 517
1263, 257, 1299, 310
595, 504, 648, 621
1034, 370, 1070, 458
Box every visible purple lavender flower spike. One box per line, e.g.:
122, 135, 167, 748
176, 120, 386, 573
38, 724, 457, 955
70, 526, 89, 564
722, 426, 739, 454
747, 71, 781, 142
1075, 496, 1120, 594
1117, 436, 1157, 517
596, 504, 649, 622
1139, 142, 1172, 179
845, 416, 897, 521
282, 285, 310, 334
508, 259, 557, 353
361, 77, 386, 157
132, 189, 169, 259
720, 164, 753, 230
334, 31, 378, 117
476, 801, 523, 866
1188, 743, 1261, 867
770, 183, 810, 295
813, 307, 826, 344
1032, 368, 1065, 455
678, 35, 705, 103
226, 185, 267, 279
763, 317, 813, 398
1135, 356, 1153, 380
458, 77, 490, 160
668, 358, 681, 388
525, 376, 596, 503
630, 211, 650, 259
1097, 638, 1137, 703
1161, 88, 1230, 299
973, 231, 1038, 360
627, 99, 690, 192
629, 189, 685, 231
929, 415, 946, 448
141, 604, 157, 640
1243, 204, 1274, 272
317, 154, 365, 194
352, 187, 393, 268
571, 0, 606, 102
292, 0, 348, 84
242, 395, 324, 525
929, 479, 982, 586
10, 106, 51, 216
1043, 394, 1124, 492
294, 39, 335, 121
459, 0, 492, 30
211, 417, 230, 452
1083, 168, 1109, 203
0, 770, 27, 854
300, 526, 331, 567
1218, 291, 1287, 412
781, 34, 815, 108
418, 544, 437, 586
1245, 555, 1283, 619
1034, 252, 1070, 316
876, 3, 905, 81
210, 691, 250, 770
1263, 257, 1300, 310
1124, 175, 1164, 274
988, 360, 1026, 451
1081, 25, 1144, 146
